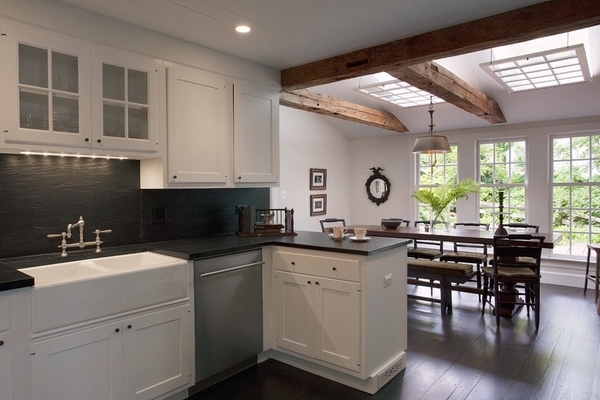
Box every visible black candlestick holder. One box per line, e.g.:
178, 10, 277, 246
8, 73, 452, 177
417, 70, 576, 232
494, 190, 508, 236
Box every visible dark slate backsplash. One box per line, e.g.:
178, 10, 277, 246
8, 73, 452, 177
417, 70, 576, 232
0, 154, 269, 258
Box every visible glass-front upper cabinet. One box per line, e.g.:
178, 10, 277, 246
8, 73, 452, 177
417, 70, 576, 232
1, 23, 92, 148
91, 47, 159, 154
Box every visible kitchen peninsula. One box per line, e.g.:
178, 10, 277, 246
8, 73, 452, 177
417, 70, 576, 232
0, 231, 410, 399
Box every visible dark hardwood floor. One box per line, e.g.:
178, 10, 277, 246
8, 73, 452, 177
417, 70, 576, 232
187, 283, 600, 400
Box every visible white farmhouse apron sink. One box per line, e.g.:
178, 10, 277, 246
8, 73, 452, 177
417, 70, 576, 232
20, 252, 188, 334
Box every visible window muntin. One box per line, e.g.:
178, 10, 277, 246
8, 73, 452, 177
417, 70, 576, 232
478, 140, 527, 227
551, 134, 600, 256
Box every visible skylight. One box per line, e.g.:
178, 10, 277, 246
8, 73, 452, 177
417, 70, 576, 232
355, 72, 444, 108
480, 29, 592, 93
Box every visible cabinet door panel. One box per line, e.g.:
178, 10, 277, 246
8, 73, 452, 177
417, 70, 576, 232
314, 277, 361, 372
31, 322, 123, 400
0, 331, 12, 400
123, 304, 193, 400
2, 23, 92, 149
167, 64, 232, 183
274, 271, 314, 357
233, 83, 279, 183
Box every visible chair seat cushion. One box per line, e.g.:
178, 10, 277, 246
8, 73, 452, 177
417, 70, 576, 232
408, 248, 442, 259
440, 251, 488, 264
482, 265, 539, 280
408, 259, 473, 277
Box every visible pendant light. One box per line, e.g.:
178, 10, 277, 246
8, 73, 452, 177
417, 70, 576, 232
412, 97, 451, 157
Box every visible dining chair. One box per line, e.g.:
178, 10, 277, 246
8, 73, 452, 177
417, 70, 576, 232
319, 218, 346, 233
481, 234, 545, 330
440, 222, 490, 300
505, 222, 540, 233
584, 244, 600, 302
407, 220, 443, 259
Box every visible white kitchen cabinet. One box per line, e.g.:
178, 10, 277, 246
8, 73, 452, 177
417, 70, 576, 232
1, 22, 92, 149
31, 303, 192, 400
268, 245, 408, 394
0, 288, 32, 400
1, 22, 160, 157
154, 63, 279, 187
166, 64, 232, 183
91, 46, 160, 154
233, 83, 279, 184
274, 270, 360, 372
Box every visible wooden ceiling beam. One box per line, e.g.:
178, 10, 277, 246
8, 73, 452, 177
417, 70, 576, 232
281, 0, 600, 90
388, 62, 506, 124
279, 89, 409, 133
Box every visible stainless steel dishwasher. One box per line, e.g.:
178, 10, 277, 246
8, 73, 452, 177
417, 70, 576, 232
193, 249, 264, 391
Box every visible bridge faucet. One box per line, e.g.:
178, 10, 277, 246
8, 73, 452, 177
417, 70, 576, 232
67, 216, 85, 247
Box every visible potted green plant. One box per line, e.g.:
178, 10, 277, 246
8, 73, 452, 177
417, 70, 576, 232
411, 178, 479, 231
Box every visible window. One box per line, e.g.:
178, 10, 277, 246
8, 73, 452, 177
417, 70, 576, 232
551, 134, 600, 256
478, 140, 526, 227
415, 145, 457, 222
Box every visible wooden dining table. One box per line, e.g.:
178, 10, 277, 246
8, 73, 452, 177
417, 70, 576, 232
347, 225, 561, 248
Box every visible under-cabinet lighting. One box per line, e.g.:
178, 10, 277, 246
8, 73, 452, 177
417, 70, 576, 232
20, 151, 129, 160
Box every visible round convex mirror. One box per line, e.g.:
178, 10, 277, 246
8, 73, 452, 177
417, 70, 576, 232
365, 167, 390, 206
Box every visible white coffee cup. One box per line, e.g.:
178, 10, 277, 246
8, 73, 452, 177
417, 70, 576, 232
354, 228, 367, 240
332, 226, 347, 239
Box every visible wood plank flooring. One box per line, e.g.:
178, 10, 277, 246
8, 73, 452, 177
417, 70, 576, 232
187, 283, 600, 400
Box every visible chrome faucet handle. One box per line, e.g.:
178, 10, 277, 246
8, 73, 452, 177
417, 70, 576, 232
47, 232, 69, 257
93, 229, 112, 253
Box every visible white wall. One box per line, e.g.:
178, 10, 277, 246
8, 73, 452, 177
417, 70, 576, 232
272, 107, 351, 232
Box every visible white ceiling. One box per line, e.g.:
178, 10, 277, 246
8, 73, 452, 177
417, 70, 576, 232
58, 0, 600, 138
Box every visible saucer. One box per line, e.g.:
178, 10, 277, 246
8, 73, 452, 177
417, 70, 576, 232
349, 236, 370, 242
329, 233, 350, 239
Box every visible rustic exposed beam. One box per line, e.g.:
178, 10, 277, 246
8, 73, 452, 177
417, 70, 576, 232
388, 62, 506, 124
281, 0, 600, 90
279, 90, 408, 133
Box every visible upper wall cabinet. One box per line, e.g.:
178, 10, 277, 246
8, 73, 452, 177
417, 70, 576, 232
167, 64, 232, 183
234, 83, 279, 184
164, 63, 279, 187
1, 23, 160, 157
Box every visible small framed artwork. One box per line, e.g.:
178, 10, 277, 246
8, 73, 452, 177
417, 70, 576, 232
310, 194, 327, 216
310, 168, 327, 190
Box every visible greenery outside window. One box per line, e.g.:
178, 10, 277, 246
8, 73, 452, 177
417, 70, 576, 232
551, 134, 600, 257
416, 145, 457, 223
478, 140, 527, 227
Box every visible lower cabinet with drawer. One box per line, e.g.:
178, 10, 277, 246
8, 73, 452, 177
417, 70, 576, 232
269, 245, 408, 394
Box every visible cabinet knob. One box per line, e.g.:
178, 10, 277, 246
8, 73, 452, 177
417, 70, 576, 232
307, 280, 311, 284
85, 138, 90, 142
237, 176, 242, 180
315, 281, 320, 285
127, 324, 132, 329
115, 328, 120, 333
0, 340, 4, 346
173, 175, 177, 180
332, 267, 337, 271
291, 261, 296, 265
97, 139, 102, 143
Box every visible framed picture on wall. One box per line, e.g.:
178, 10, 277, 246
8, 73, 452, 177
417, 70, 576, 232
310, 194, 327, 216
310, 168, 327, 190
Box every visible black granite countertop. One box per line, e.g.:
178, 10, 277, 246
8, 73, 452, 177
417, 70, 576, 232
0, 231, 410, 292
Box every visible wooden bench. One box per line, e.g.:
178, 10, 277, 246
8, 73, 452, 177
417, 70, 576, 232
407, 259, 475, 314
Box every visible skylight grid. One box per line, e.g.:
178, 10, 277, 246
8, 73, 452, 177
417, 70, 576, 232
356, 79, 444, 108
481, 44, 591, 93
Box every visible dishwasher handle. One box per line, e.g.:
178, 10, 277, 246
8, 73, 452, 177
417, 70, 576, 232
199, 261, 265, 278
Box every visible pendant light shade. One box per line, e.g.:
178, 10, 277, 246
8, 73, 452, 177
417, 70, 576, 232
412, 135, 451, 153
412, 97, 451, 154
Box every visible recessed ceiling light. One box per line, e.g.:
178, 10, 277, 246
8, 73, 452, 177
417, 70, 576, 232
235, 25, 251, 33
